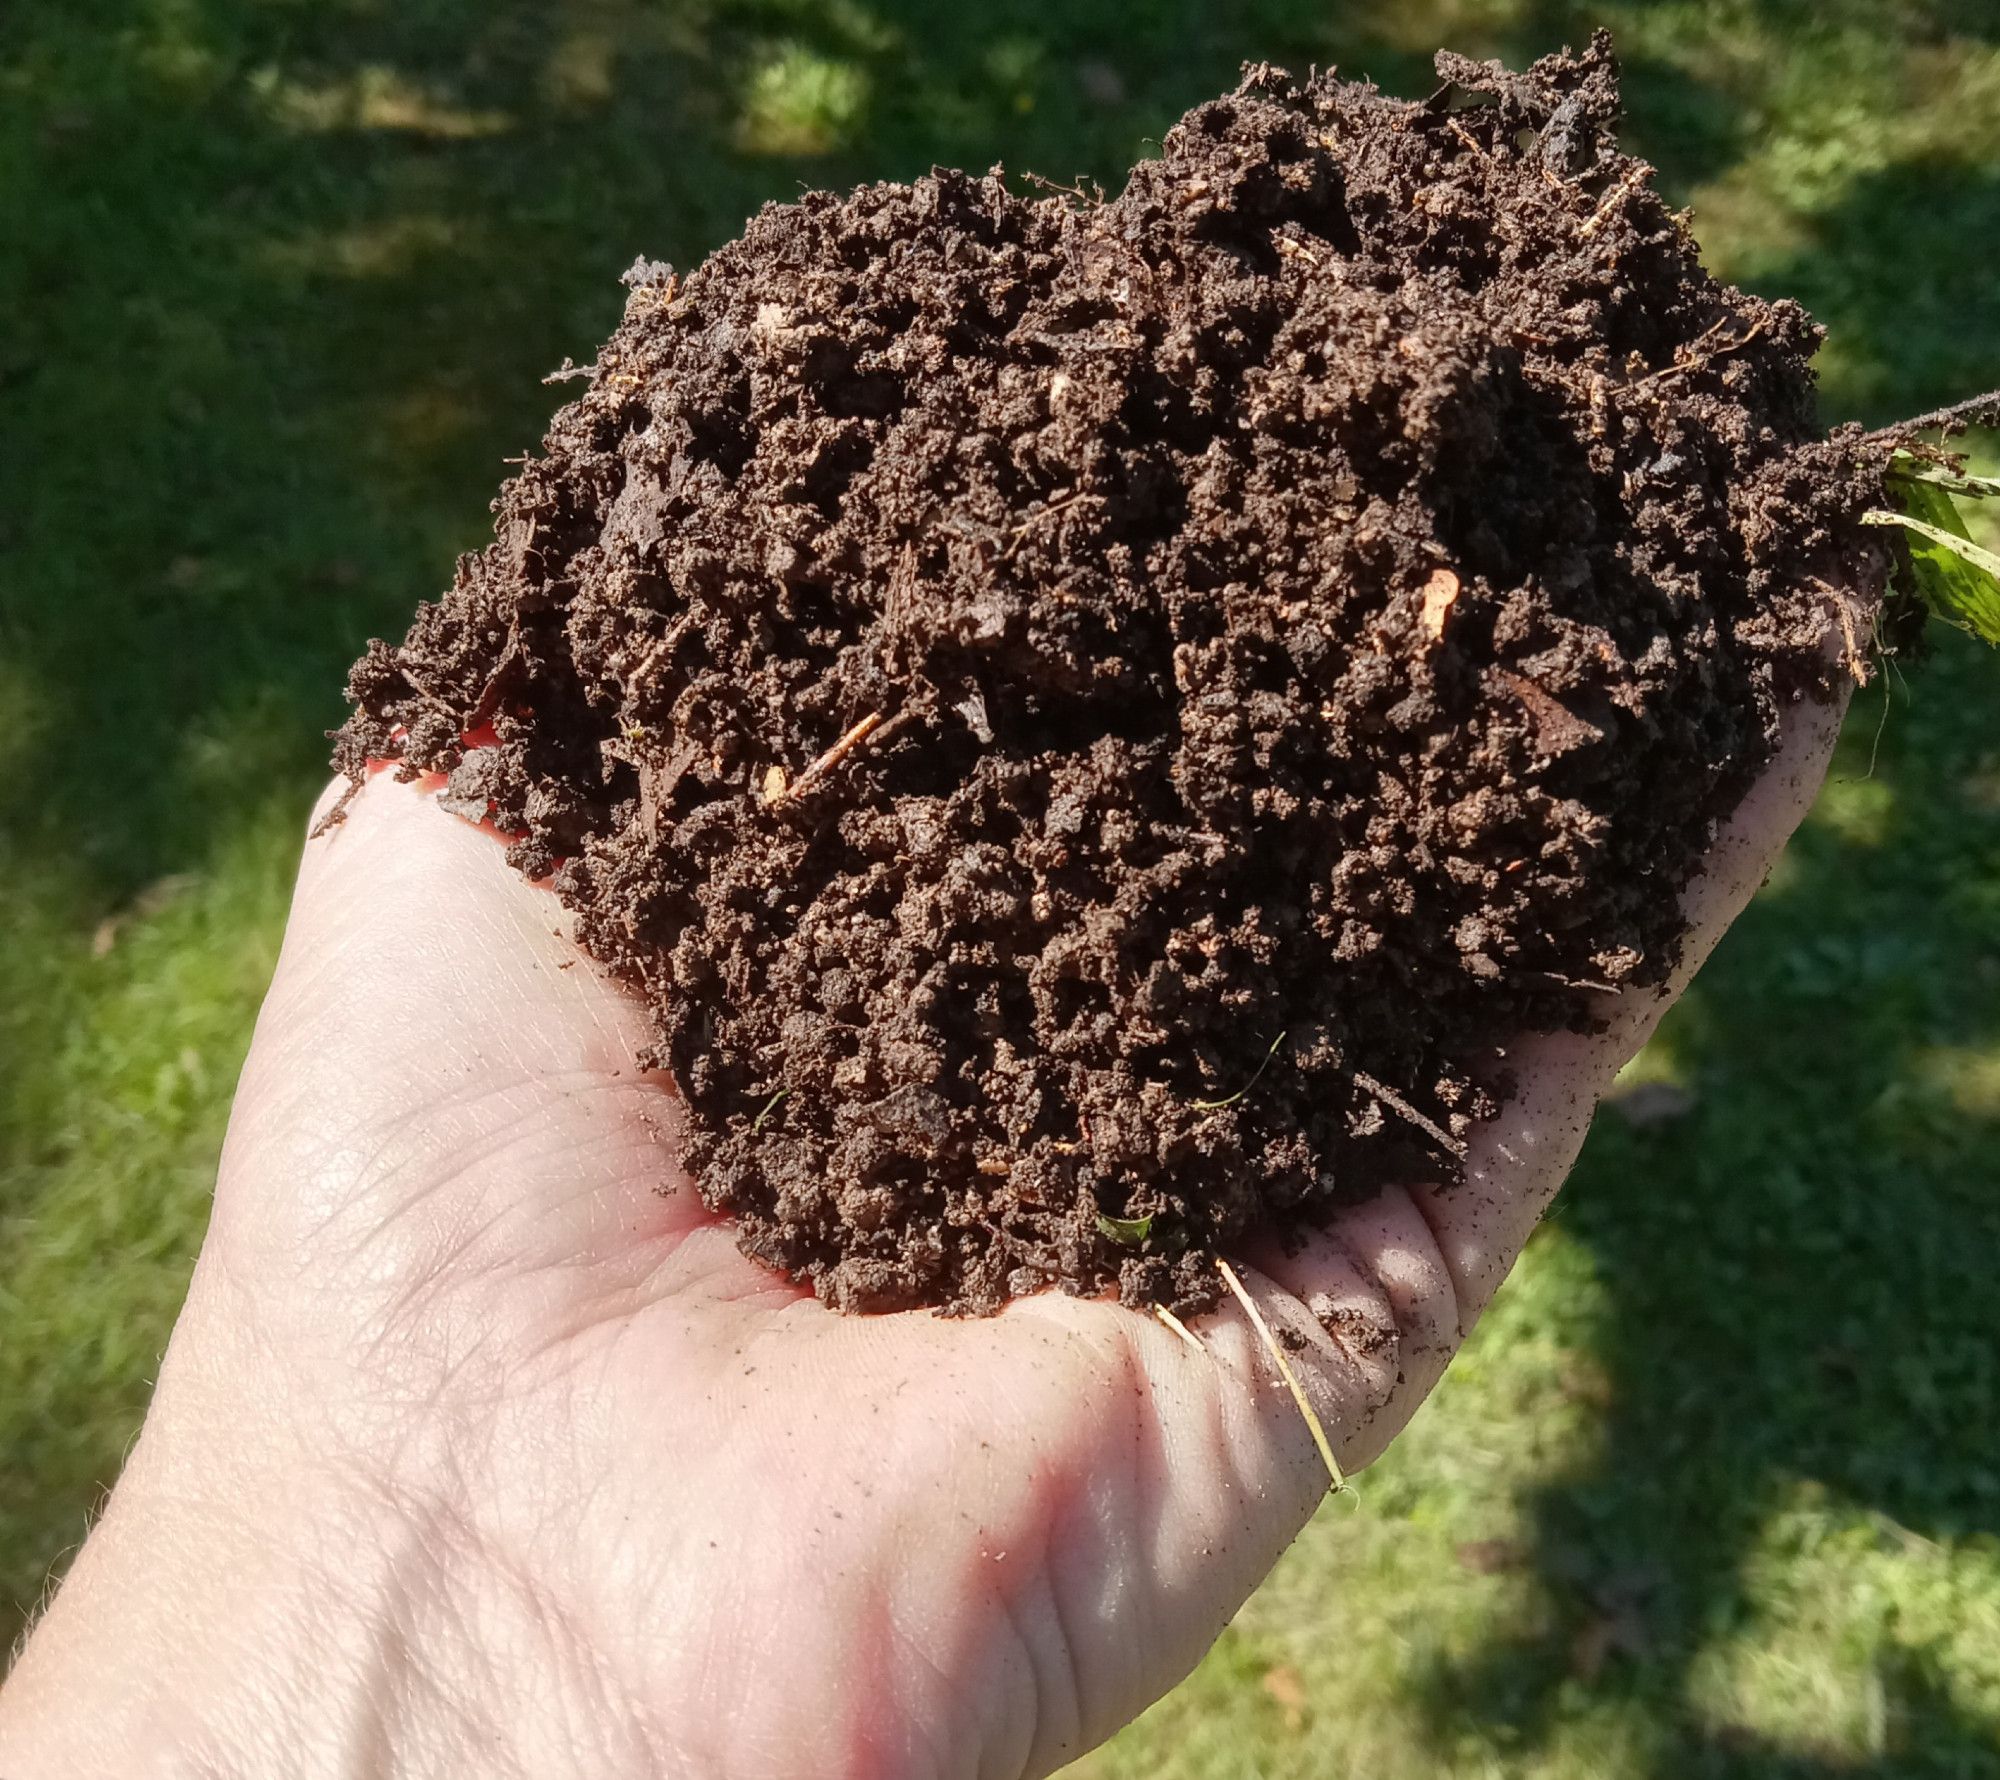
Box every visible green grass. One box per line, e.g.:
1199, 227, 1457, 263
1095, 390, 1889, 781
2, 0, 1997, 1770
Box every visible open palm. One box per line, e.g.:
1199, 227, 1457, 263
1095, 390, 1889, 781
1, 689, 1843, 1780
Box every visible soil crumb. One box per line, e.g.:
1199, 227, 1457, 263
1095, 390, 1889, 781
333, 34, 1890, 1314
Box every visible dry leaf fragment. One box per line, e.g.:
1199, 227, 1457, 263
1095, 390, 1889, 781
1262, 1663, 1307, 1731
91, 873, 201, 958
1455, 1538, 1526, 1574
1489, 667, 1603, 756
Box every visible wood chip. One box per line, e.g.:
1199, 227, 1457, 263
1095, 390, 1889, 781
1420, 566, 1461, 639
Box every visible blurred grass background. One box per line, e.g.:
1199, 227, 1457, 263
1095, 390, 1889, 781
2, 0, 1998, 1771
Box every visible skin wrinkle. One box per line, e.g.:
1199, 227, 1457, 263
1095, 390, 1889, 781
982, 1586, 1048, 1780
250, 1099, 444, 1253
845, 1591, 939, 1780
425, 1144, 641, 1289
511, 1276, 660, 1376
1012, 1547, 1095, 1778
1252, 1269, 1381, 1429
1312, 1226, 1402, 1339
881, 1597, 979, 1780
1008, 1555, 1093, 1780
1042, 1334, 1146, 1748
274, 1114, 538, 1286
350, 1243, 511, 1389
1383, 1179, 1468, 1351
181, 1478, 438, 1778
360, 1482, 640, 1779
1324, 1192, 1459, 1458
472, 1527, 680, 1776
1328, 1195, 1448, 1351
1119, 1328, 1187, 1651
278, 1082, 670, 1325
1245, 1224, 1405, 1409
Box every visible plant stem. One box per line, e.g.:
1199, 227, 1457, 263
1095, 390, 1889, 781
1867, 387, 2000, 443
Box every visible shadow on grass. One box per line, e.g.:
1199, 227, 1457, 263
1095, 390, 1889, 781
0, 0, 1476, 1653
1744, 161, 2000, 423
4, 0, 2000, 1736
1409, 632, 2000, 1772
0, 0, 1895, 909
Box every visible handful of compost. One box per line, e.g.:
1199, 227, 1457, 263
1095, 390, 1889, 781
332, 34, 1990, 1316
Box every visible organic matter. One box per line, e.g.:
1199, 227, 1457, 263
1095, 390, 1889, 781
333, 35, 1914, 1314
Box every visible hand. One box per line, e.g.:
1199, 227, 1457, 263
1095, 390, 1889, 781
0, 689, 1846, 1780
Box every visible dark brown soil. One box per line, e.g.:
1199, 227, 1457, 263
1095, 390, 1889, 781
331, 34, 1892, 1315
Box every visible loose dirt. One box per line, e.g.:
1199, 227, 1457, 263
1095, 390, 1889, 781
332, 34, 1892, 1314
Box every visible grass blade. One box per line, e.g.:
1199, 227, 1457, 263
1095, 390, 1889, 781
1215, 1257, 1347, 1495
1190, 1031, 1288, 1111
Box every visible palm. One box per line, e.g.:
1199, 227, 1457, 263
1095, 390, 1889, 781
200, 687, 1843, 1779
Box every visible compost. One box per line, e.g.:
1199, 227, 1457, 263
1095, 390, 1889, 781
332, 34, 1889, 1313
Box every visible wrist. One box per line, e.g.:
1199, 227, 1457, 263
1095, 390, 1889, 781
0, 1272, 660, 1780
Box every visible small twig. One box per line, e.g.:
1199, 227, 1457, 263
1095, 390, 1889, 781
1350, 1068, 1467, 1160
751, 1090, 788, 1133
1866, 387, 2000, 444
1815, 576, 1875, 686
1023, 171, 1102, 207
1577, 163, 1649, 237
1865, 648, 1910, 781
1155, 1305, 1204, 1353
1631, 317, 1767, 390
998, 488, 1095, 563
308, 776, 363, 839
771, 711, 885, 805
1528, 969, 1624, 996
1215, 1259, 1346, 1494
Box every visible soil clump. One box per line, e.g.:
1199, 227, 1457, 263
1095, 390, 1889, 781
333, 34, 1888, 1314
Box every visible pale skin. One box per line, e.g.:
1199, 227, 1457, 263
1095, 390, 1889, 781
0, 687, 1846, 1780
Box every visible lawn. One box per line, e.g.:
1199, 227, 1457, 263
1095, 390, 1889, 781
3, 0, 1998, 1772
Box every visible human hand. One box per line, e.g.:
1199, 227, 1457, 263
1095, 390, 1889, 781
0, 688, 1846, 1780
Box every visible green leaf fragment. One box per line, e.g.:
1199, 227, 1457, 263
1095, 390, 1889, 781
1865, 476, 2000, 645
1887, 450, 2000, 501
1096, 1212, 1155, 1244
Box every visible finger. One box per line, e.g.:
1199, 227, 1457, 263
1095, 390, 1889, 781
1236, 1224, 1404, 1433
1250, 1187, 1463, 1465
1176, 681, 1852, 1473
1410, 680, 1852, 1327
